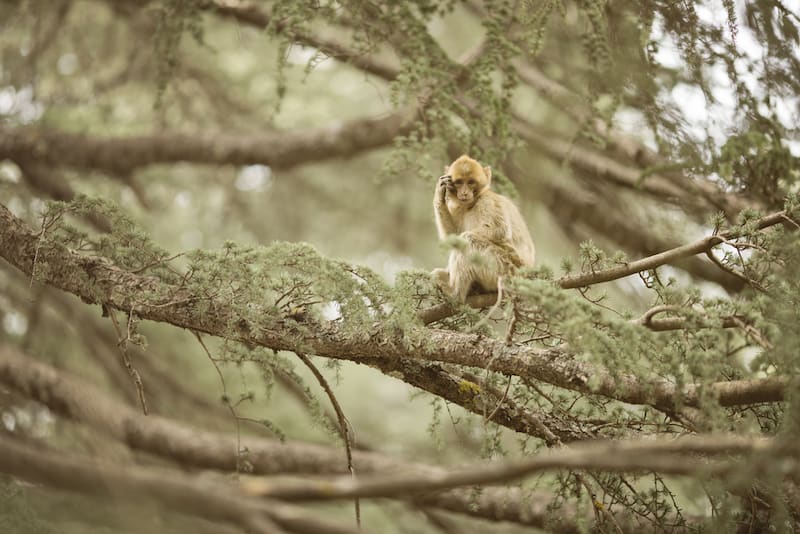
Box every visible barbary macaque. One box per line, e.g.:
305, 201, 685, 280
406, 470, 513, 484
432, 155, 535, 301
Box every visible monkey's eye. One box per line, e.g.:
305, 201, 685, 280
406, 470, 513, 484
468, 180, 476, 185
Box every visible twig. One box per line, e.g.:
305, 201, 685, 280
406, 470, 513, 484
272, 365, 352, 444
418, 292, 497, 324
130, 252, 185, 274
485, 375, 512, 424
295, 352, 361, 528
635, 305, 683, 327
631, 305, 741, 331
705, 250, 769, 293
108, 306, 148, 415
30, 212, 55, 289
781, 213, 800, 230
194, 333, 243, 473
576, 471, 624, 534
504, 301, 518, 345
730, 317, 774, 351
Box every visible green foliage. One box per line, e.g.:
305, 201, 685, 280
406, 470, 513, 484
519, 0, 563, 56
184, 239, 393, 337
576, 0, 611, 72
41, 195, 177, 280
153, 0, 206, 105
714, 128, 800, 206
394, 268, 441, 320
38, 196, 428, 347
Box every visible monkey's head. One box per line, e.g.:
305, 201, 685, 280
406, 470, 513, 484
442, 155, 491, 206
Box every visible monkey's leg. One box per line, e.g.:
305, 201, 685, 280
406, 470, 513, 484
457, 234, 506, 295
447, 250, 476, 302
474, 246, 513, 293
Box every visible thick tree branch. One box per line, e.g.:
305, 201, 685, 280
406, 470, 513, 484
514, 118, 699, 204
0, 434, 359, 534
362, 356, 595, 443
199, 0, 400, 81
0, 204, 787, 417
0, 111, 412, 175
0, 342, 401, 475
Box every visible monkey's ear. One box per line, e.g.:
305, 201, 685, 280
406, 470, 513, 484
443, 165, 449, 174
483, 166, 492, 183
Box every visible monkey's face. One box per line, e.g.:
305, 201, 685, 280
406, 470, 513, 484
444, 155, 491, 206
443, 173, 487, 205
452, 178, 479, 204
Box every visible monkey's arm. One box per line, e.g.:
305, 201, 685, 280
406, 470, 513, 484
433, 176, 457, 239
464, 196, 511, 243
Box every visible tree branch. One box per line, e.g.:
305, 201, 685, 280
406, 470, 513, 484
534, 178, 745, 291
514, 117, 700, 204
0, 342, 572, 527
0, 204, 788, 417
0, 111, 413, 175
241, 435, 772, 501
0, 433, 358, 534
199, 0, 400, 81
558, 210, 790, 289
361, 356, 596, 443
0, 342, 400, 475
512, 60, 752, 219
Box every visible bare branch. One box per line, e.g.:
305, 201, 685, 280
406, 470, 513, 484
631, 305, 742, 332
241, 435, 772, 501
533, 178, 745, 291
514, 118, 700, 203
559, 210, 790, 289
295, 352, 361, 527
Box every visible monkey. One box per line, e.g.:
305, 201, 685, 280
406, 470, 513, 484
432, 155, 535, 301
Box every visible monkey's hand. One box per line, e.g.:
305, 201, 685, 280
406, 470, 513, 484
436, 174, 452, 205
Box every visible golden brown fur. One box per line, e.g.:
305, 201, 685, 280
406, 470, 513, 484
432, 155, 535, 301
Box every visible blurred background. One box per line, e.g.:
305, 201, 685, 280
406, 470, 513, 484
0, 0, 798, 532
